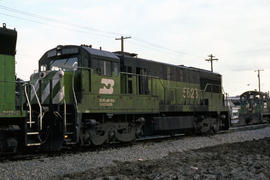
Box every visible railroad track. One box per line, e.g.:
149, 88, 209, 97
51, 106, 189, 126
1, 123, 269, 163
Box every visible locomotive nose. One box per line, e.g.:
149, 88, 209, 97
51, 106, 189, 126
29, 70, 65, 105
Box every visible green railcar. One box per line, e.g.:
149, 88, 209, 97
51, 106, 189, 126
0, 24, 26, 154
27, 45, 229, 150
239, 91, 270, 125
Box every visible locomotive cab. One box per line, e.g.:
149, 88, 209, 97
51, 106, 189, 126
36, 45, 121, 106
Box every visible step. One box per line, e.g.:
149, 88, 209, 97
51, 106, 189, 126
27, 121, 36, 124
64, 139, 77, 145
27, 132, 39, 135
65, 142, 77, 145
65, 132, 75, 135
64, 138, 76, 144
26, 143, 41, 146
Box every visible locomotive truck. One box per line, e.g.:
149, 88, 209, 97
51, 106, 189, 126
26, 44, 230, 151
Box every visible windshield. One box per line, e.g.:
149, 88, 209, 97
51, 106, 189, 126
49, 57, 78, 71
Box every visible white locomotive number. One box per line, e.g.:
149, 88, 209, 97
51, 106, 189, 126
99, 78, 115, 94
183, 88, 199, 99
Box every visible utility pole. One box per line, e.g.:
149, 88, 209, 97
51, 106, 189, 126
255, 69, 264, 92
115, 36, 131, 52
205, 54, 218, 72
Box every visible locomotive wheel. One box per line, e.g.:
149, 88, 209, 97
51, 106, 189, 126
0, 135, 7, 154
194, 116, 219, 135
89, 127, 109, 146
39, 112, 64, 152
245, 113, 260, 125
245, 117, 252, 125
115, 125, 136, 142
89, 122, 137, 146
0, 130, 18, 154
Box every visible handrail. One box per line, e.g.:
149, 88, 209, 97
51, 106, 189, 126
72, 67, 225, 100
24, 82, 44, 130
0, 80, 22, 83
202, 83, 221, 93
72, 70, 78, 111
29, 83, 43, 130
24, 84, 32, 128
120, 71, 160, 79
64, 100, 67, 132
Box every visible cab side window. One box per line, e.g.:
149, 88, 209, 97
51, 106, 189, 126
100, 60, 112, 76
93, 58, 119, 77
113, 62, 119, 76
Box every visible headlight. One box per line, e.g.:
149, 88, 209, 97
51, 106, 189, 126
59, 71, 64, 78
39, 72, 47, 78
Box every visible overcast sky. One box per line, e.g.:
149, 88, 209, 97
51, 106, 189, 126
1, 0, 270, 96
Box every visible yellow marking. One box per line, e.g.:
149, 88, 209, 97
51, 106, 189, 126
99, 98, 115, 106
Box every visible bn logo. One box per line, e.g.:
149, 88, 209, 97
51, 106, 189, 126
99, 78, 115, 94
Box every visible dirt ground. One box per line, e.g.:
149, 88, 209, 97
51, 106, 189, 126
55, 138, 270, 180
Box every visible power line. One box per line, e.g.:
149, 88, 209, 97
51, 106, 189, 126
0, 12, 115, 39
0, 3, 193, 59
126, 40, 187, 62
0, 4, 122, 37
132, 37, 188, 56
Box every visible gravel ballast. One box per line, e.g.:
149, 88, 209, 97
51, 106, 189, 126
59, 137, 270, 180
1, 127, 270, 180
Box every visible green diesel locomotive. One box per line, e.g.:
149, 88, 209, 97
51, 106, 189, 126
239, 91, 270, 125
0, 24, 26, 154
26, 45, 229, 151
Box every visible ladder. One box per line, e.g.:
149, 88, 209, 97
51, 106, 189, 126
63, 104, 77, 145
25, 119, 41, 146
24, 84, 42, 147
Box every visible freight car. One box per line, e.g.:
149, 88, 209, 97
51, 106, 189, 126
25, 45, 230, 151
0, 24, 26, 154
239, 91, 270, 125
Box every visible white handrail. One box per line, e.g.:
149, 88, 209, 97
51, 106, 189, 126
24, 84, 32, 128
27, 83, 44, 130
64, 100, 67, 132
72, 70, 78, 111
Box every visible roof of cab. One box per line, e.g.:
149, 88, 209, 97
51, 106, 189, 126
81, 46, 119, 60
